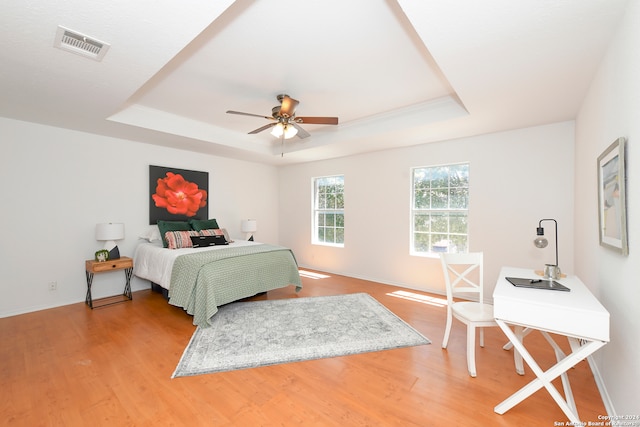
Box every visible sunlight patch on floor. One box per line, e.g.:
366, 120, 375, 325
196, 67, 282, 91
298, 270, 331, 279
387, 290, 447, 307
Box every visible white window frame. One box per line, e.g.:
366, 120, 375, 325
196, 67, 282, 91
312, 175, 344, 247
410, 162, 469, 256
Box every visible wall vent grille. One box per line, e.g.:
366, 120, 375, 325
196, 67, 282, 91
54, 26, 110, 61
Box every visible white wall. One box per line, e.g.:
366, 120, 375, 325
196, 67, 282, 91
278, 122, 575, 300
0, 117, 280, 317
574, 0, 640, 415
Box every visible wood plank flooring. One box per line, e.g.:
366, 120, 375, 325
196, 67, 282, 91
1, 269, 607, 426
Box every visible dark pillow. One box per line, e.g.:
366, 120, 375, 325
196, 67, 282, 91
189, 218, 219, 231
157, 220, 190, 248
190, 235, 226, 247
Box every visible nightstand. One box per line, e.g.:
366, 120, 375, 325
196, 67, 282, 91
85, 256, 133, 309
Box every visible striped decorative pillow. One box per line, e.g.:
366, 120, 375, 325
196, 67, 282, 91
157, 220, 190, 248
165, 230, 200, 249
199, 228, 225, 237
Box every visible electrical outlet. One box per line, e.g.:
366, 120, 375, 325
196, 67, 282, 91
48, 281, 57, 291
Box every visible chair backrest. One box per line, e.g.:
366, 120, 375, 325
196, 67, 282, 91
439, 252, 484, 303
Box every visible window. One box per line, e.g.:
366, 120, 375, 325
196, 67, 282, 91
411, 163, 469, 254
313, 175, 344, 246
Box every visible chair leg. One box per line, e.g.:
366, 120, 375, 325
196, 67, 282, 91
442, 310, 453, 349
467, 324, 477, 377
503, 327, 532, 350
479, 327, 485, 348
502, 327, 528, 376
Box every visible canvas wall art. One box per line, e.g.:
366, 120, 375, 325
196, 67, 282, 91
149, 165, 208, 225
597, 137, 628, 255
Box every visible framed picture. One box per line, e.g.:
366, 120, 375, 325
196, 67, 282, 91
149, 165, 209, 225
597, 137, 628, 255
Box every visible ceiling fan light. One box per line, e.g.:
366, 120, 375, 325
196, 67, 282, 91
284, 125, 298, 139
270, 123, 284, 138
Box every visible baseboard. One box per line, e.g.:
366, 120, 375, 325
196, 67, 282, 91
0, 282, 152, 318
586, 355, 616, 416
297, 264, 447, 298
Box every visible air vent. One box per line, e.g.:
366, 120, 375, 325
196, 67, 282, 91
54, 26, 110, 61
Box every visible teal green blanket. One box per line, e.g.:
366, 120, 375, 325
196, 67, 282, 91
168, 244, 302, 327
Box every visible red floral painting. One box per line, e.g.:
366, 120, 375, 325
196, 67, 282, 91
152, 172, 207, 216
149, 166, 208, 224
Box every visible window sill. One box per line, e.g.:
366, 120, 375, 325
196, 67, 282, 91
312, 242, 344, 248
410, 251, 441, 259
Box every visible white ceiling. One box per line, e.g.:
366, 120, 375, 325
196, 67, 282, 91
0, 0, 629, 165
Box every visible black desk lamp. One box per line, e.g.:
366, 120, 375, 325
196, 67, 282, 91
534, 219, 561, 279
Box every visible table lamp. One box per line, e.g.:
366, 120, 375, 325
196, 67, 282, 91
96, 222, 124, 260
241, 219, 257, 241
533, 218, 560, 279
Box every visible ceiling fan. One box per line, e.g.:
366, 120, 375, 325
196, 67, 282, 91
226, 94, 338, 140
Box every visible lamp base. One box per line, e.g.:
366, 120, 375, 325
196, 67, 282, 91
543, 264, 561, 280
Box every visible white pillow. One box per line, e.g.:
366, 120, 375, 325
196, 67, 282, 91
138, 225, 162, 243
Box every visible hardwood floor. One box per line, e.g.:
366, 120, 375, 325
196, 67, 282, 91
1, 270, 606, 426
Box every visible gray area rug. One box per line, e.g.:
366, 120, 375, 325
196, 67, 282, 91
172, 293, 430, 377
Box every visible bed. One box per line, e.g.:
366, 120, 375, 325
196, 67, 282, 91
133, 238, 302, 327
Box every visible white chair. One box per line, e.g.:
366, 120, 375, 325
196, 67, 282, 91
440, 252, 498, 377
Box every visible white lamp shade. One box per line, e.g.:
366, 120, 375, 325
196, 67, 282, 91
95, 223, 125, 242
270, 123, 298, 139
241, 220, 257, 233
283, 125, 298, 139
271, 123, 284, 138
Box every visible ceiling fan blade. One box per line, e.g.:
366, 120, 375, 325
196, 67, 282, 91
291, 122, 310, 139
248, 123, 277, 134
279, 95, 299, 117
296, 116, 339, 125
226, 110, 274, 120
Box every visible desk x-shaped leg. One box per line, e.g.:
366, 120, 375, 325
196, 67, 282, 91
494, 319, 606, 423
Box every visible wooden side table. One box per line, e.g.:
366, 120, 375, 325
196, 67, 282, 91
85, 256, 133, 309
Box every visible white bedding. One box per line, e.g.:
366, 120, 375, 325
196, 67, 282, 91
133, 239, 260, 289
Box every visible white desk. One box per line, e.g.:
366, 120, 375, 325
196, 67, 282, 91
493, 267, 609, 423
